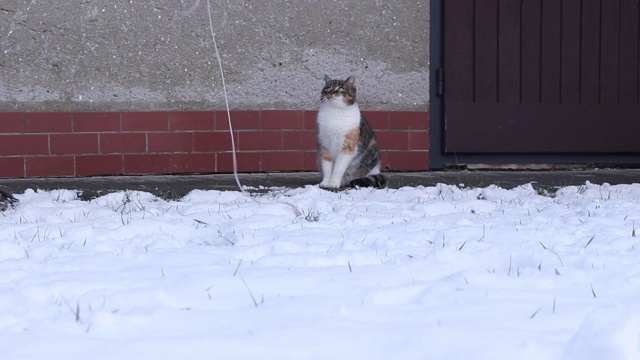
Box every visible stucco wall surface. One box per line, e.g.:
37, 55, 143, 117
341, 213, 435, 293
0, 0, 429, 112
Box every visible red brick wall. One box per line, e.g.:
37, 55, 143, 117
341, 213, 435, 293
0, 110, 429, 178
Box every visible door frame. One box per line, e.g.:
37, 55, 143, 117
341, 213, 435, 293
429, 0, 640, 169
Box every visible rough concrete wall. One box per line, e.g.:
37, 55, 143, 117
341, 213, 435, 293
0, 0, 429, 112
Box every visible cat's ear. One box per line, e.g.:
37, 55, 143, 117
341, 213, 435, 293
345, 75, 356, 86
323, 74, 331, 83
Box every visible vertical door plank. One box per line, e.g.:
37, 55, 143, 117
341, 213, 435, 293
521, 0, 542, 103
581, 0, 602, 104
600, 0, 621, 104
498, 0, 521, 103
474, 0, 499, 103
540, 0, 562, 103
619, 0, 639, 104
444, 0, 475, 104
560, 0, 582, 104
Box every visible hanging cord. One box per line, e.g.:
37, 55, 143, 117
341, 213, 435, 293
200, 2, 312, 221
206, 0, 243, 192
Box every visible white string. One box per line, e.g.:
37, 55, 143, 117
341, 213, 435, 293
206, 0, 244, 192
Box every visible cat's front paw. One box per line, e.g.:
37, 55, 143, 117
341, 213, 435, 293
319, 181, 341, 190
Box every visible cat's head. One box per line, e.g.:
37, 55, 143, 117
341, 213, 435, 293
321, 75, 357, 106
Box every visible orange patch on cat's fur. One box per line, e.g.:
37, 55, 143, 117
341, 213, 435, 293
342, 94, 355, 105
342, 127, 360, 153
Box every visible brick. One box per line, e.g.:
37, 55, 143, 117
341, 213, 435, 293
170, 153, 216, 173
216, 152, 261, 172
376, 131, 410, 150
76, 155, 124, 176
169, 111, 215, 131
300, 131, 318, 151
122, 112, 169, 131
282, 131, 299, 149
26, 156, 75, 177
0, 157, 25, 178
238, 131, 282, 151
409, 131, 430, 150
100, 133, 147, 153
261, 151, 305, 171
73, 112, 121, 132
303, 110, 318, 130
379, 152, 391, 171
50, 133, 99, 155
23, 112, 72, 133
194, 132, 238, 152
362, 111, 390, 130
0, 113, 22, 133
283, 130, 317, 151
0, 134, 49, 155
215, 111, 260, 130
261, 110, 304, 130
389, 111, 429, 130
148, 132, 193, 153
384, 151, 429, 171
304, 151, 319, 171
124, 154, 171, 174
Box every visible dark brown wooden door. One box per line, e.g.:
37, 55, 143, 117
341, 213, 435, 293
443, 0, 640, 153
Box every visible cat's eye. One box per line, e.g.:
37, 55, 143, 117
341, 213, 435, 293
337, 88, 347, 95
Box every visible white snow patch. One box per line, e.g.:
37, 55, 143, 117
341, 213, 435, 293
1, 182, 640, 359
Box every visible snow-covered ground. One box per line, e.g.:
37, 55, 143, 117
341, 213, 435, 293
1, 182, 639, 359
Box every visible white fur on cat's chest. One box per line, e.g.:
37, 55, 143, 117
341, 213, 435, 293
317, 102, 361, 155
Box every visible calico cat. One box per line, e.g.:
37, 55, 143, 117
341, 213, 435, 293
316, 75, 387, 189
0, 189, 18, 211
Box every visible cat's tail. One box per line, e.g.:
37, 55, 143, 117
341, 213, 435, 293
349, 174, 388, 189
0, 189, 18, 211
